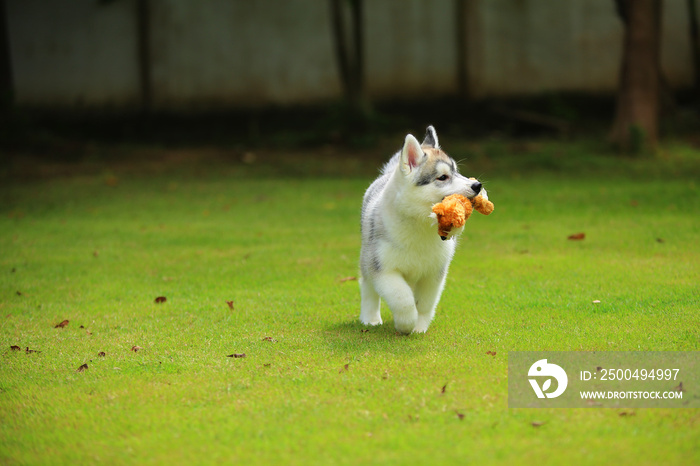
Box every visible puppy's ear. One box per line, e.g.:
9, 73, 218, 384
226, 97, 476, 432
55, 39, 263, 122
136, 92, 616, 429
422, 125, 439, 149
400, 134, 425, 175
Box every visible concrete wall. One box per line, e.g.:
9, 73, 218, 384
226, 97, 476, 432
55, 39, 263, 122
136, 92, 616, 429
149, 0, 340, 109
5, 0, 695, 110
467, 0, 693, 97
7, 0, 140, 108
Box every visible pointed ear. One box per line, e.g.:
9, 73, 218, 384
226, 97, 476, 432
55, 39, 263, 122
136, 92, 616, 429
422, 125, 439, 149
400, 134, 425, 175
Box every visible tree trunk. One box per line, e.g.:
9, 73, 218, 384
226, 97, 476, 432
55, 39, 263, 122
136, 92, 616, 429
136, 0, 152, 114
689, 0, 700, 106
609, 0, 662, 152
0, 0, 13, 110
330, 0, 370, 119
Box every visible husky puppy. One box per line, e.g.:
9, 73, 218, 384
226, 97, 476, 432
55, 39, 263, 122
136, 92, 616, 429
359, 126, 487, 334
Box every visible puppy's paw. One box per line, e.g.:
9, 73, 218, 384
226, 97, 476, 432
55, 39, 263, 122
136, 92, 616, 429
360, 317, 383, 326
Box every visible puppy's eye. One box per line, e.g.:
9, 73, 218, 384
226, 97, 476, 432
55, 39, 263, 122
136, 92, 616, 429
437, 174, 449, 181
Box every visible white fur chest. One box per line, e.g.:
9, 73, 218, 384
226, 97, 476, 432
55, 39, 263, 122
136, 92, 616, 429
378, 211, 456, 284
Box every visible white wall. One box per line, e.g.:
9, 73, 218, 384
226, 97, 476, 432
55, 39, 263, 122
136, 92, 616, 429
467, 0, 693, 97
7, 0, 140, 108
149, 0, 340, 109
5, 0, 695, 110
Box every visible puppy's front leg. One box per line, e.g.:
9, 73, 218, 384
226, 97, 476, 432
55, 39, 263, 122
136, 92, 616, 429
373, 272, 417, 335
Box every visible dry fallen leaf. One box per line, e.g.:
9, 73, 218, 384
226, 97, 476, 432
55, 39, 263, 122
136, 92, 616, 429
656, 238, 665, 243
131, 346, 143, 352
16, 291, 22, 296
441, 384, 447, 395
55, 320, 69, 328
531, 421, 546, 427
674, 382, 685, 393
104, 175, 120, 187
77, 364, 88, 372
339, 363, 349, 373
486, 351, 497, 357
618, 411, 636, 417
227, 353, 246, 358
455, 411, 465, 420
262, 337, 277, 343
154, 296, 167, 304
567, 233, 586, 241
338, 276, 357, 283
10, 345, 21, 351
97, 351, 106, 357
361, 329, 369, 333
226, 300, 234, 310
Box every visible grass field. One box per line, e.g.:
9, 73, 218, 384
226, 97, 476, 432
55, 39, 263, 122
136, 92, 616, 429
1, 138, 699, 465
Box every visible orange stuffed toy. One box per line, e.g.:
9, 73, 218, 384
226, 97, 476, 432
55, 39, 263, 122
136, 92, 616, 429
431, 194, 494, 240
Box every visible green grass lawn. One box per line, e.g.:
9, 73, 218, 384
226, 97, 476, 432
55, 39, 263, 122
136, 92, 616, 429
1, 140, 699, 465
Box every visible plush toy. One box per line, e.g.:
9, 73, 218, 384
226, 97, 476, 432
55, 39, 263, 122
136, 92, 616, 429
431, 194, 494, 240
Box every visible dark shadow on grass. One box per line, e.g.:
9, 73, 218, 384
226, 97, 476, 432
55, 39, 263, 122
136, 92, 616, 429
323, 319, 430, 355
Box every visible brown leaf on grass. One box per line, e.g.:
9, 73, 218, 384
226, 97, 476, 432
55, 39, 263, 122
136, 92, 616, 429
455, 411, 465, 420
55, 320, 69, 328
656, 238, 665, 243
630, 200, 639, 207
338, 276, 357, 283
10, 345, 21, 351
104, 175, 120, 187
618, 411, 636, 417
596, 366, 602, 372
77, 363, 88, 372
441, 384, 447, 395
227, 353, 246, 358
97, 351, 106, 357
486, 351, 497, 357
93, 250, 99, 257
226, 300, 234, 310
25, 347, 41, 354
339, 363, 349, 373
262, 337, 277, 343
16, 291, 22, 296
674, 382, 685, 393
131, 346, 143, 352
567, 233, 586, 241
360, 329, 369, 333
531, 421, 546, 427
154, 296, 167, 304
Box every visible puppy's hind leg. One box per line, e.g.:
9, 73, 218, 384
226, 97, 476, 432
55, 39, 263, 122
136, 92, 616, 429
359, 277, 382, 326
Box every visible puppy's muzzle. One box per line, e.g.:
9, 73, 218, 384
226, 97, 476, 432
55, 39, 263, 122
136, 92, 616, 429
470, 181, 482, 197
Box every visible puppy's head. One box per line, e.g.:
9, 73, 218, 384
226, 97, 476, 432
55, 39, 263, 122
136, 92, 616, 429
399, 126, 484, 206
